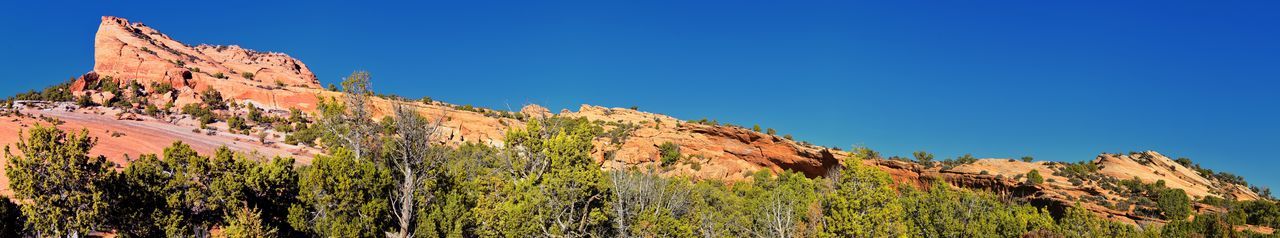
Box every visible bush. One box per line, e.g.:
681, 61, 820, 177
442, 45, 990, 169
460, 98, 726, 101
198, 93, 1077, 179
1021, 156, 1034, 162
213, 72, 226, 79
659, 141, 681, 166
242, 72, 255, 80
76, 95, 96, 107
228, 116, 247, 132
1026, 170, 1045, 185
913, 151, 935, 165
1157, 188, 1192, 220
200, 89, 225, 110
766, 128, 777, 135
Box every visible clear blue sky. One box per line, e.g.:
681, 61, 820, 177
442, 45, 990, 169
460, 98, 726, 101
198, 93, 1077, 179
2, 1, 1277, 190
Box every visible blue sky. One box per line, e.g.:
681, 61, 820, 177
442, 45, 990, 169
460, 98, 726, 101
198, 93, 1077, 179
2, 1, 1277, 190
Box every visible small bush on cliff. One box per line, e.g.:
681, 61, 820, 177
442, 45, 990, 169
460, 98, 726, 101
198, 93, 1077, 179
659, 141, 681, 166
241, 72, 255, 80
200, 89, 226, 110
1022, 156, 1034, 162
1026, 170, 1045, 185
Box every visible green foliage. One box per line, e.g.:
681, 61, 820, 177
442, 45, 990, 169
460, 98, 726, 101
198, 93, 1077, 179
1027, 169, 1045, 185
766, 128, 777, 135
471, 117, 610, 237
4, 125, 114, 237
223, 206, 277, 238
1156, 188, 1192, 220
913, 151, 935, 165
182, 103, 216, 125
659, 141, 681, 166
228, 115, 248, 132
284, 122, 321, 146
289, 148, 392, 237
752, 124, 761, 132
200, 88, 226, 110
1022, 156, 1035, 162
4, 80, 75, 103
76, 94, 96, 107
1055, 203, 1142, 238
214, 72, 226, 79
823, 155, 907, 237
242, 71, 255, 80
901, 182, 1057, 237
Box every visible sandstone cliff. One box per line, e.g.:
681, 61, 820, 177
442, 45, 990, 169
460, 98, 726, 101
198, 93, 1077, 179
30, 16, 1267, 230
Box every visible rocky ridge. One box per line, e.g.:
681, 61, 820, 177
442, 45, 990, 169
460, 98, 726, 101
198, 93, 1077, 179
24, 16, 1269, 230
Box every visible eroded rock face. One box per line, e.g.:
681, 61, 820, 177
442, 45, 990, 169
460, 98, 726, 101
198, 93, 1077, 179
558, 104, 840, 180
864, 151, 1264, 228
78, 16, 324, 111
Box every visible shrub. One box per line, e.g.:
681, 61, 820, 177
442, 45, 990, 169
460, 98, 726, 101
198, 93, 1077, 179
242, 72, 255, 80
200, 89, 225, 110
913, 151, 935, 165
228, 116, 247, 132
1021, 156, 1034, 162
659, 142, 681, 166
1026, 170, 1045, 185
76, 95, 96, 107
766, 128, 777, 135
752, 124, 761, 132
1157, 188, 1192, 220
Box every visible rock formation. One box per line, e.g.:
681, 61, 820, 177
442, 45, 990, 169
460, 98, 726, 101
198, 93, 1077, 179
74, 16, 324, 111
23, 16, 1266, 230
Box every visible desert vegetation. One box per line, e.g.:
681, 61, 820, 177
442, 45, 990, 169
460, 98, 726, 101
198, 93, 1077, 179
1, 72, 1276, 238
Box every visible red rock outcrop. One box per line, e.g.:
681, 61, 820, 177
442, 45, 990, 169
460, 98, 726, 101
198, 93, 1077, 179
75, 16, 325, 111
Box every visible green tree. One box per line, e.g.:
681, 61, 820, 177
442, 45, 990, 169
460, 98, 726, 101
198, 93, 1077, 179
1026, 170, 1045, 185
472, 117, 609, 237
1157, 188, 1192, 221
659, 141, 682, 166
110, 153, 168, 237
228, 115, 247, 132
201, 88, 226, 110
822, 151, 907, 237
415, 143, 488, 237
4, 125, 114, 237
289, 148, 392, 237
901, 182, 1056, 237
913, 151, 934, 165
1021, 156, 1035, 162
609, 169, 695, 237
223, 206, 277, 238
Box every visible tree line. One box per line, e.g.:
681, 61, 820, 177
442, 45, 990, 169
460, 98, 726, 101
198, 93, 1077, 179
2, 71, 1278, 237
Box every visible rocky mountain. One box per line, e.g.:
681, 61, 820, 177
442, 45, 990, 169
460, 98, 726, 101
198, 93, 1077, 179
3, 16, 1270, 231
73, 16, 324, 111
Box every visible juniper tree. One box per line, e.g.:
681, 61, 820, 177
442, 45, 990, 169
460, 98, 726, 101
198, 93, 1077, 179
4, 125, 114, 237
